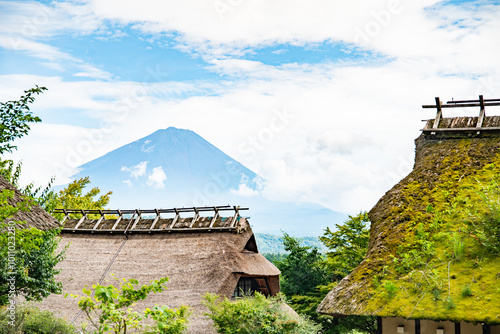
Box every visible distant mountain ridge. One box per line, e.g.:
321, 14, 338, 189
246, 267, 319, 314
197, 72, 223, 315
71, 127, 347, 236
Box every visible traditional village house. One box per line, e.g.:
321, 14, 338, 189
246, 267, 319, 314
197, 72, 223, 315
318, 97, 500, 334
40, 206, 281, 333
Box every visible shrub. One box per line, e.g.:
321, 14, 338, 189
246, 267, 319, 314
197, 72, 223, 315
203, 292, 321, 334
0, 304, 75, 334
74, 276, 190, 334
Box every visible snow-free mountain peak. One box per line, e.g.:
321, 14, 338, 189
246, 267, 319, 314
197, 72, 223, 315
70, 128, 346, 236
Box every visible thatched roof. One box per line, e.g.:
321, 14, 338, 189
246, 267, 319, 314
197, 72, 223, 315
0, 175, 59, 230
39, 211, 280, 333
318, 116, 500, 325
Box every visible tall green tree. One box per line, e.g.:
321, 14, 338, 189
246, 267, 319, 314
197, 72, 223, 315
320, 212, 371, 279
47, 176, 112, 219
276, 213, 377, 334
316, 212, 376, 334
276, 233, 329, 296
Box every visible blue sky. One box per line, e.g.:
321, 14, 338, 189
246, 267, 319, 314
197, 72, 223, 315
1, 0, 499, 213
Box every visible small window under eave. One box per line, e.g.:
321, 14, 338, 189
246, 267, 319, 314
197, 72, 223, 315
232, 276, 271, 297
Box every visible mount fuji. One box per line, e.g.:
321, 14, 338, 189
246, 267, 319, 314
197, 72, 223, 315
71, 127, 347, 236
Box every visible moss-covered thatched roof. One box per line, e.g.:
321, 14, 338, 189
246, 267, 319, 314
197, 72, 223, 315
318, 117, 500, 324
0, 175, 60, 230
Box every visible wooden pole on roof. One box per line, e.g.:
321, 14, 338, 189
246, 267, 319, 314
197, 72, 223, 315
433, 97, 442, 130
477, 95, 486, 129
149, 209, 161, 230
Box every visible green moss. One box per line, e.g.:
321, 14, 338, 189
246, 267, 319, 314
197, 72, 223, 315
349, 137, 500, 324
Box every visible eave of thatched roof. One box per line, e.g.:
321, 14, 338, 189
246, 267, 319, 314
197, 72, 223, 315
318, 117, 500, 325
39, 218, 280, 333
0, 175, 60, 230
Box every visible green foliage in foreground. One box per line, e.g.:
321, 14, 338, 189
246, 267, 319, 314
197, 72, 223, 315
203, 292, 321, 334
0, 190, 66, 306
0, 304, 76, 334
74, 276, 190, 334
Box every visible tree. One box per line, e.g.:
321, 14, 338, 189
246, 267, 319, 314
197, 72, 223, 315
276, 233, 329, 297
316, 212, 376, 334
75, 276, 190, 334
203, 292, 321, 334
276, 214, 377, 334
46, 176, 112, 219
0, 86, 46, 155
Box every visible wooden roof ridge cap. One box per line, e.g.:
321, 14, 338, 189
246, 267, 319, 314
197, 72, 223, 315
422, 95, 500, 132
54, 205, 248, 216
58, 206, 250, 232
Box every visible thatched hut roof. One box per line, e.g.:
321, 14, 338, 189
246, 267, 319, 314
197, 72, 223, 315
318, 116, 500, 325
0, 175, 59, 230
39, 207, 280, 333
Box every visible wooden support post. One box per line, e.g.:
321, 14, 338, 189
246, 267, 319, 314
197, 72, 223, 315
130, 210, 142, 230
61, 209, 69, 224
209, 207, 220, 228
150, 209, 161, 230
73, 211, 88, 230
93, 210, 105, 230
230, 206, 240, 227
169, 209, 179, 229
111, 210, 123, 230
477, 95, 486, 129
189, 208, 200, 228
433, 97, 442, 130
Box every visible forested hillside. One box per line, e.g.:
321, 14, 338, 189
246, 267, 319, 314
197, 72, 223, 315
255, 233, 326, 254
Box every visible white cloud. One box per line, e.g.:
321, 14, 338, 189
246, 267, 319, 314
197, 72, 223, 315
121, 161, 148, 179
147, 166, 167, 189
0, 2, 112, 79
141, 140, 154, 153
230, 183, 260, 197
2, 1, 500, 215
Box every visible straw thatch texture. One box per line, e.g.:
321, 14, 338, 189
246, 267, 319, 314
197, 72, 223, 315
39, 221, 280, 333
317, 123, 500, 324
425, 115, 500, 129
0, 175, 59, 230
